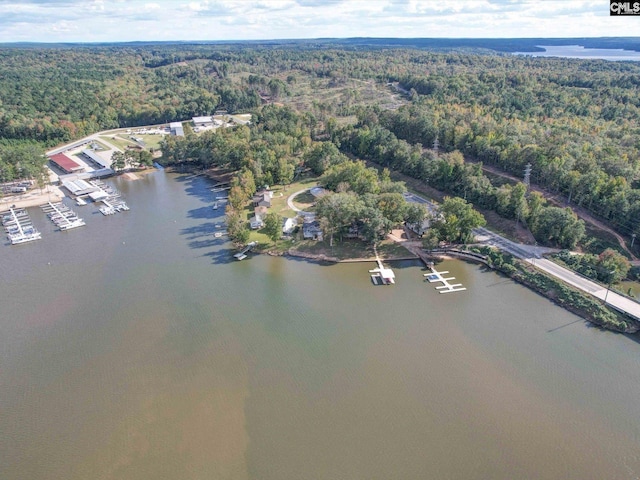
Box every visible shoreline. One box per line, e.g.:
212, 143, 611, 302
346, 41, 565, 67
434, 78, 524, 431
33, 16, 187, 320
278, 243, 639, 334
0, 185, 66, 210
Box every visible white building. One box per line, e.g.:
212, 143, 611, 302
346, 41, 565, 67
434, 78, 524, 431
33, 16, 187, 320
169, 122, 184, 137
192, 116, 213, 128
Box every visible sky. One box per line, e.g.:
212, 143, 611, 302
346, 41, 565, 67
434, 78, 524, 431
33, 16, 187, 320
0, 0, 637, 43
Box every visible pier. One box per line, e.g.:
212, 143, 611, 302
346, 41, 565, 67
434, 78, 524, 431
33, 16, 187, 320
234, 241, 257, 260
423, 264, 466, 293
2, 207, 41, 244
41, 202, 85, 231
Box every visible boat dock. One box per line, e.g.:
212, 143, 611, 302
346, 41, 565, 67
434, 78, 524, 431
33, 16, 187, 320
90, 180, 130, 215
2, 207, 42, 244
369, 246, 395, 285
423, 265, 466, 293
234, 241, 257, 260
41, 202, 85, 231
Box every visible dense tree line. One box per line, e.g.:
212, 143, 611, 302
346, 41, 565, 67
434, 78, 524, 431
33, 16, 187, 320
3, 43, 640, 249
0, 144, 47, 184
335, 122, 586, 248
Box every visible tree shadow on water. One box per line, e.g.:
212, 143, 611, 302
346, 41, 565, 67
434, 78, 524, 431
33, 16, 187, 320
202, 247, 236, 265
173, 174, 216, 205
187, 205, 220, 220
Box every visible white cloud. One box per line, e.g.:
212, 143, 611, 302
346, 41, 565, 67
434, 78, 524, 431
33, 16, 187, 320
0, 0, 636, 42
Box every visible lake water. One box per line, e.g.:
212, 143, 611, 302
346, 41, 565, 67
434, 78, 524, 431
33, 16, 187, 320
2, 171, 640, 479
515, 45, 640, 61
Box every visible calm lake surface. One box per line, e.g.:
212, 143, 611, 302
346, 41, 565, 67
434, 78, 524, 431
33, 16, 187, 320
515, 45, 640, 61
2, 171, 640, 479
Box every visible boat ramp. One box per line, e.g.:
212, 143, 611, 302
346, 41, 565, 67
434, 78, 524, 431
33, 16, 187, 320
41, 202, 85, 231
2, 207, 41, 245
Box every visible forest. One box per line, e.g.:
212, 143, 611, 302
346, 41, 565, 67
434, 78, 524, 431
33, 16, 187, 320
1, 42, 640, 255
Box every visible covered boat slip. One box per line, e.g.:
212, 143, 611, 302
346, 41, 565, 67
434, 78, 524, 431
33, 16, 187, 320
2, 207, 41, 244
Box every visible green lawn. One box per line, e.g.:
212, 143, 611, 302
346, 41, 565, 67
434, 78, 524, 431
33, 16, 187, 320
264, 176, 321, 218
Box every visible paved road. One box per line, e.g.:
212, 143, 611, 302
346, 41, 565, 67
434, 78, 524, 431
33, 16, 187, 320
404, 193, 640, 321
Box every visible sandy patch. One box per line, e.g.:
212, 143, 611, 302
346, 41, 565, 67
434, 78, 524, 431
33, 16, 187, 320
0, 185, 66, 210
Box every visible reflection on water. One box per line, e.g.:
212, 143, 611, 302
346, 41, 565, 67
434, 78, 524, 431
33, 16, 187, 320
1, 171, 640, 479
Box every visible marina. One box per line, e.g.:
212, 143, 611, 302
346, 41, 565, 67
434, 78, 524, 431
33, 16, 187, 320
41, 202, 85, 231
2, 207, 42, 244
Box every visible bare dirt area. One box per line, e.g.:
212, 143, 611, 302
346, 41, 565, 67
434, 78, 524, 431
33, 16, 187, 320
1, 186, 65, 210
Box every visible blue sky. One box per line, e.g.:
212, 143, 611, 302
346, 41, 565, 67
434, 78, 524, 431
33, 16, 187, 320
0, 0, 636, 43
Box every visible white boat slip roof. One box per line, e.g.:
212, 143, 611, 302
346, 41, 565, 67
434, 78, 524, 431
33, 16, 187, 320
82, 149, 111, 168
62, 178, 98, 195
89, 190, 109, 201
192, 116, 212, 124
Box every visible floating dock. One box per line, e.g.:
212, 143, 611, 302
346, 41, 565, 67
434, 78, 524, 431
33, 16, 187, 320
41, 202, 85, 231
424, 266, 466, 293
2, 207, 41, 244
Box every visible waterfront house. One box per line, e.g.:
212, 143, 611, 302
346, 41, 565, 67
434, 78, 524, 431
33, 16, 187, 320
253, 190, 273, 208
250, 213, 264, 230
283, 217, 297, 235
303, 220, 323, 240
406, 217, 432, 237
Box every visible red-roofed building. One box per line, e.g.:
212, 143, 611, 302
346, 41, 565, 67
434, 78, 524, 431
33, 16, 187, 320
50, 153, 84, 174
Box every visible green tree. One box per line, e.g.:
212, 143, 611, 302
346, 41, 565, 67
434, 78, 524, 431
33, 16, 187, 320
264, 212, 282, 244
531, 206, 585, 249
315, 192, 362, 246
111, 151, 126, 171
433, 197, 486, 243
376, 192, 407, 225
596, 248, 630, 284
226, 209, 250, 245
405, 203, 428, 226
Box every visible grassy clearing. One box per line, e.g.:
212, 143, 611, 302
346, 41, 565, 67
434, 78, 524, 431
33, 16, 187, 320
264, 176, 320, 218
291, 191, 316, 211
100, 135, 135, 151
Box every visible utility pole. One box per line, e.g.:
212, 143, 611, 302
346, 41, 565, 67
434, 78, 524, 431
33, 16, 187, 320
432, 136, 439, 155
632, 233, 636, 248
523, 163, 532, 191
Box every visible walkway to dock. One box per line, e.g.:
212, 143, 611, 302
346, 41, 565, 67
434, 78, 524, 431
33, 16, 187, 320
369, 245, 396, 285
234, 241, 257, 260
424, 265, 466, 293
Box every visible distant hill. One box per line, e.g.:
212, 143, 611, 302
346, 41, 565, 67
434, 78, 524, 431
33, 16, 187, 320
2, 37, 640, 53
